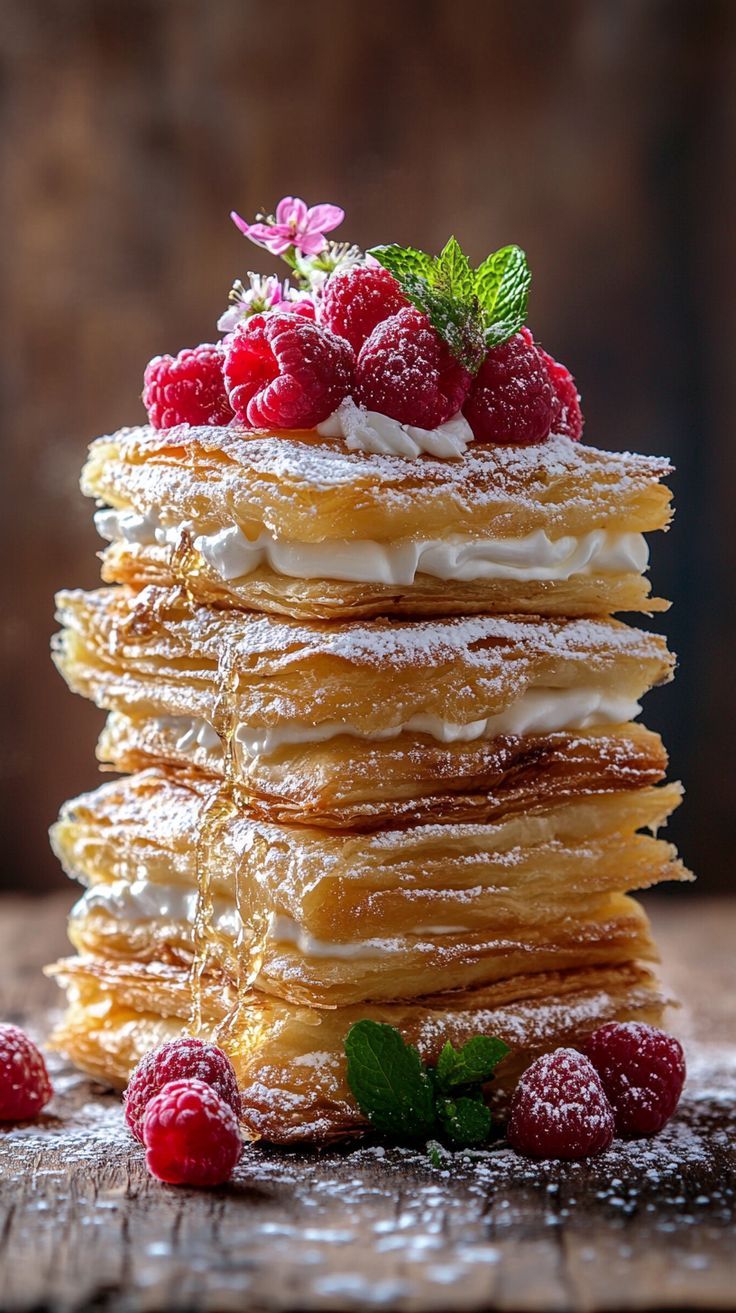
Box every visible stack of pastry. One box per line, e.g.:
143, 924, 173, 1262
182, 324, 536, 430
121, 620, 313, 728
49, 219, 688, 1143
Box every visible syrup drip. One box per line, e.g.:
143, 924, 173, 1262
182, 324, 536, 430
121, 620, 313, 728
187, 632, 271, 1041
169, 527, 202, 600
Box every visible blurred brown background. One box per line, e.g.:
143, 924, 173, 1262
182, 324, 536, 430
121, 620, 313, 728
1, 0, 734, 894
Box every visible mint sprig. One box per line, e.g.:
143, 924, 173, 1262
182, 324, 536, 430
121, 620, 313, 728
344, 1020, 436, 1138
436, 1095, 492, 1147
435, 1035, 511, 1089
345, 1020, 509, 1151
369, 238, 530, 371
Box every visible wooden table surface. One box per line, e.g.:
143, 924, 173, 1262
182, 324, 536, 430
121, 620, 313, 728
0, 893, 733, 1313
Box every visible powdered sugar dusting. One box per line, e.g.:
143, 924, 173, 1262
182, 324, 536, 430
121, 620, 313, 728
58, 585, 671, 674
1, 1040, 732, 1310
93, 425, 673, 496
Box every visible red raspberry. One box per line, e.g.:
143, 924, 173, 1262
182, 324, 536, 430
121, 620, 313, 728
354, 307, 471, 429
462, 327, 554, 445
224, 314, 353, 429
124, 1037, 241, 1143
583, 1022, 686, 1137
321, 265, 409, 352
0, 1024, 52, 1120
143, 344, 233, 429
539, 346, 584, 441
507, 1048, 615, 1159
143, 1078, 242, 1187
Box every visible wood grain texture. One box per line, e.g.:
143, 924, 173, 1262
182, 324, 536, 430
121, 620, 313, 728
0, 894, 733, 1312
1, 0, 735, 893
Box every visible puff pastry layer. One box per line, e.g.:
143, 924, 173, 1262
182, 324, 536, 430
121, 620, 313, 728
53, 765, 684, 1006
52, 768, 688, 943
83, 425, 671, 618
48, 957, 668, 1142
53, 585, 673, 740
100, 713, 669, 829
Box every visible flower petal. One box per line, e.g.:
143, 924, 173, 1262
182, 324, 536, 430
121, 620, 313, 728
295, 230, 327, 256
276, 196, 308, 229
217, 305, 247, 332
306, 204, 344, 234
262, 229, 295, 255
230, 210, 252, 236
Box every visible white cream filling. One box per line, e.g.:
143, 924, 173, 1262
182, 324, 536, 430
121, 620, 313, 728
316, 398, 473, 459
95, 506, 648, 589
151, 685, 642, 762
71, 883, 420, 960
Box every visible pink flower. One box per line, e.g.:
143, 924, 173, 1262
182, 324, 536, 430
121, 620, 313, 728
231, 197, 344, 257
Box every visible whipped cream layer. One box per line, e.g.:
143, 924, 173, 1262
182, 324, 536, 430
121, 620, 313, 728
151, 683, 642, 762
71, 882, 436, 960
316, 398, 473, 459
95, 506, 648, 589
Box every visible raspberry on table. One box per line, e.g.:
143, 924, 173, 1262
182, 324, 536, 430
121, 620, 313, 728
583, 1022, 686, 1137
462, 327, 554, 445
321, 265, 409, 352
124, 1037, 241, 1143
143, 343, 234, 429
224, 313, 354, 429
142, 1078, 242, 1187
507, 1048, 615, 1159
0, 1024, 53, 1120
354, 307, 471, 430
539, 346, 584, 440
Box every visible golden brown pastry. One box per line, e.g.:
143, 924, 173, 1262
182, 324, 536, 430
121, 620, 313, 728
52, 766, 687, 1007
99, 712, 669, 829
52, 586, 674, 818
52, 768, 688, 946
83, 425, 672, 618
48, 956, 669, 1142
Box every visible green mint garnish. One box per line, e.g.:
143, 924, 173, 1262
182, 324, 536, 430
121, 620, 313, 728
344, 1021, 509, 1152
436, 1095, 493, 1147
368, 238, 530, 371
474, 245, 531, 348
435, 1035, 510, 1091
344, 1020, 436, 1139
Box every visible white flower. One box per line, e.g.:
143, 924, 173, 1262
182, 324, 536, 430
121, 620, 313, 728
216, 274, 287, 333
294, 242, 364, 295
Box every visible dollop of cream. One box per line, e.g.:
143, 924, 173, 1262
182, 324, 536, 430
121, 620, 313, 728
95, 508, 648, 588
151, 684, 642, 762
316, 397, 473, 459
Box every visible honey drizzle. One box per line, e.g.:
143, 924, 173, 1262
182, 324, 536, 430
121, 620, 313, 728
187, 625, 271, 1044
170, 526, 203, 596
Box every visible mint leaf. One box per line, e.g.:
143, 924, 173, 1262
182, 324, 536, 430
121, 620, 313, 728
436, 1095, 492, 1147
345, 1020, 436, 1138
405, 280, 484, 373
370, 241, 484, 371
369, 244, 434, 283
370, 238, 530, 368
435, 236, 476, 303
436, 1035, 511, 1091
474, 244, 530, 347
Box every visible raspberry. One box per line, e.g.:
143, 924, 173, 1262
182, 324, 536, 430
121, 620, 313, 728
224, 314, 353, 429
321, 265, 409, 352
124, 1037, 241, 1143
539, 346, 584, 440
354, 307, 471, 429
0, 1025, 52, 1120
583, 1022, 685, 1137
462, 327, 554, 445
507, 1048, 614, 1159
143, 343, 233, 429
142, 1078, 242, 1187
